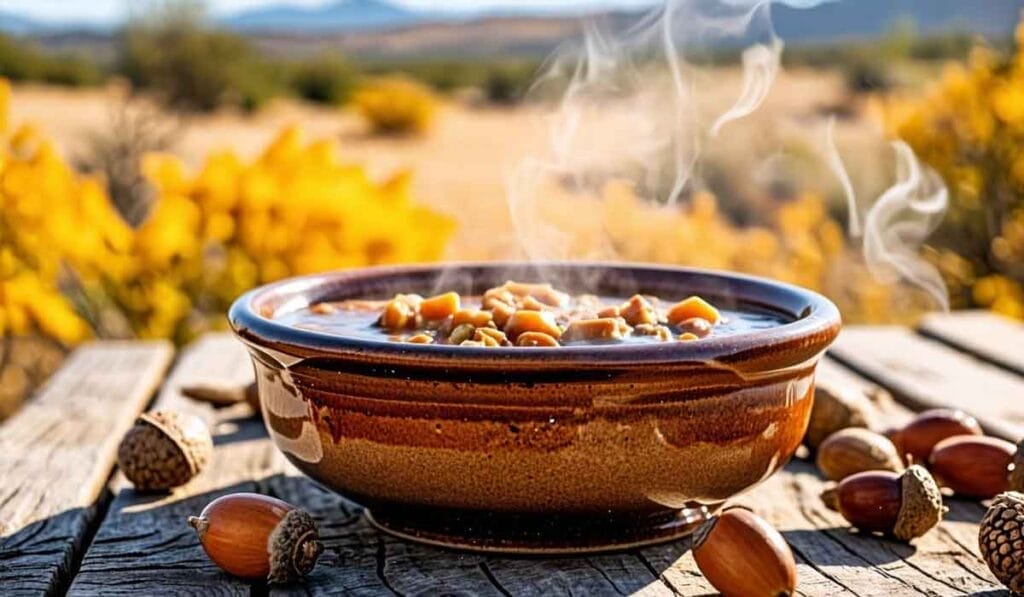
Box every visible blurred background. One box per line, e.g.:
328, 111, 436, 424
1, 0, 1023, 418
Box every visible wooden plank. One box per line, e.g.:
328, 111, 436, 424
829, 326, 1024, 441
0, 341, 174, 595
70, 337, 999, 595
918, 311, 1024, 376
70, 334, 264, 596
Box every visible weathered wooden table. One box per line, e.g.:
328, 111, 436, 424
2, 311, 1023, 596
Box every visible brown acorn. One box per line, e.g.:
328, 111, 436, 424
887, 409, 982, 464
815, 428, 904, 481
118, 411, 213, 491
181, 381, 259, 411
820, 465, 944, 542
979, 492, 1024, 594
804, 379, 875, 451
929, 436, 1024, 499
692, 507, 797, 596
188, 493, 322, 583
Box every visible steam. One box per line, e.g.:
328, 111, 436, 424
861, 142, 950, 310
824, 117, 860, 238
507, 0, 951, 311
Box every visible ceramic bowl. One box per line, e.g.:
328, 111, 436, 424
229, 263, 841, 553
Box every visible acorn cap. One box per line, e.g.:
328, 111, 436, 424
117, 411, 213, 491
979, 491, 1024, 594
1007, 440, 1024, 493
805, 380, 875, 450
268, 508, 323, 584
893, 465, 945, 541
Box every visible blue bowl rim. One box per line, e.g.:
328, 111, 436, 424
228, 261, 842, 367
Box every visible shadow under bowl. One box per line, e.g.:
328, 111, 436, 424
229, 262, 841, 554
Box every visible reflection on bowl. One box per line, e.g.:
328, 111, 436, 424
229, 262, 841, 553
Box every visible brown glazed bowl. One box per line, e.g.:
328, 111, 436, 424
229, 262, 840, 553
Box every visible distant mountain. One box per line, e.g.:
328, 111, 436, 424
773, 0, 1022, 43
220, 0, 423, 33
220, 0, 1020, 39
0, 10, 46, 35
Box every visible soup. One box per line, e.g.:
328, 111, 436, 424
274, 280, 787, 347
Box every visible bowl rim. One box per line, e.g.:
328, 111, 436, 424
229, 262, 841, 368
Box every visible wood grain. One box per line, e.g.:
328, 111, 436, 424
67, 335, 1003, 596
0, 341, 173, 595
918, 311, 1024, 376
830, 326, 1024, 441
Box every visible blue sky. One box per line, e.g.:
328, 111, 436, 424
0, 0, 658, 26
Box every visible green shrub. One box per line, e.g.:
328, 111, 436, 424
0, 34, 101, 87
288, 54, 356, 105
118, 5, 282, 112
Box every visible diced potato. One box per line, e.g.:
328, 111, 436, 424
678, 332, 699, 341
562, 318, 625, 342
474, 331, 501, 347
666, 296, 720, 326
516, 331, 560, 347
490, 302, 515, 328
310, 302, 336, 315
676, 317, 712, 338
397, 293, 424, 308
619, 295, 657, 326
406, 333, 434, 344
420, 291, 461, 320
448, 323, 477, 345
520, 295, 548, 311
379, 298, 414, 330
634, 323, 672, 341
482, 288, 515, 310
452, 309, 493, 328
501, 281, 569, 307
503, 310, 562, 340
474, 327, 509, 346
459, 340, 486, 347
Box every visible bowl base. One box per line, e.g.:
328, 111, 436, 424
364, 503, 719, 555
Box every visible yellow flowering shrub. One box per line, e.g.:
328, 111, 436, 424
352, 76, 437, 136
0, 83, 454, 345
883, 18, 1024, 319
595, 185, 908, 323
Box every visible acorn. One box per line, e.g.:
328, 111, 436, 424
820, 465, 944, 542
804, 379, 875, 451
692, 507, 797, 596
181, 381, 260, 411
188, 493, 322, 584
816, 428, 904, 481
886, 409, 982, 465
979, 492, 1024, 594
929, 436, 1024, 499
118, 410, 213, 491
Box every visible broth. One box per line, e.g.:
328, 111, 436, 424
274, 281, 788, 347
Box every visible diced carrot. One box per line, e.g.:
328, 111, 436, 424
420, 291, 461, 320
379, 299, 413, 330
452, 309, 493, 328
516, 332, 560, 347
666, 296, 720, 326
503, 310, 562, 340
678, 332, 699, 341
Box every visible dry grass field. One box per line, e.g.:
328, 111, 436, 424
8, 66, 888, 262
